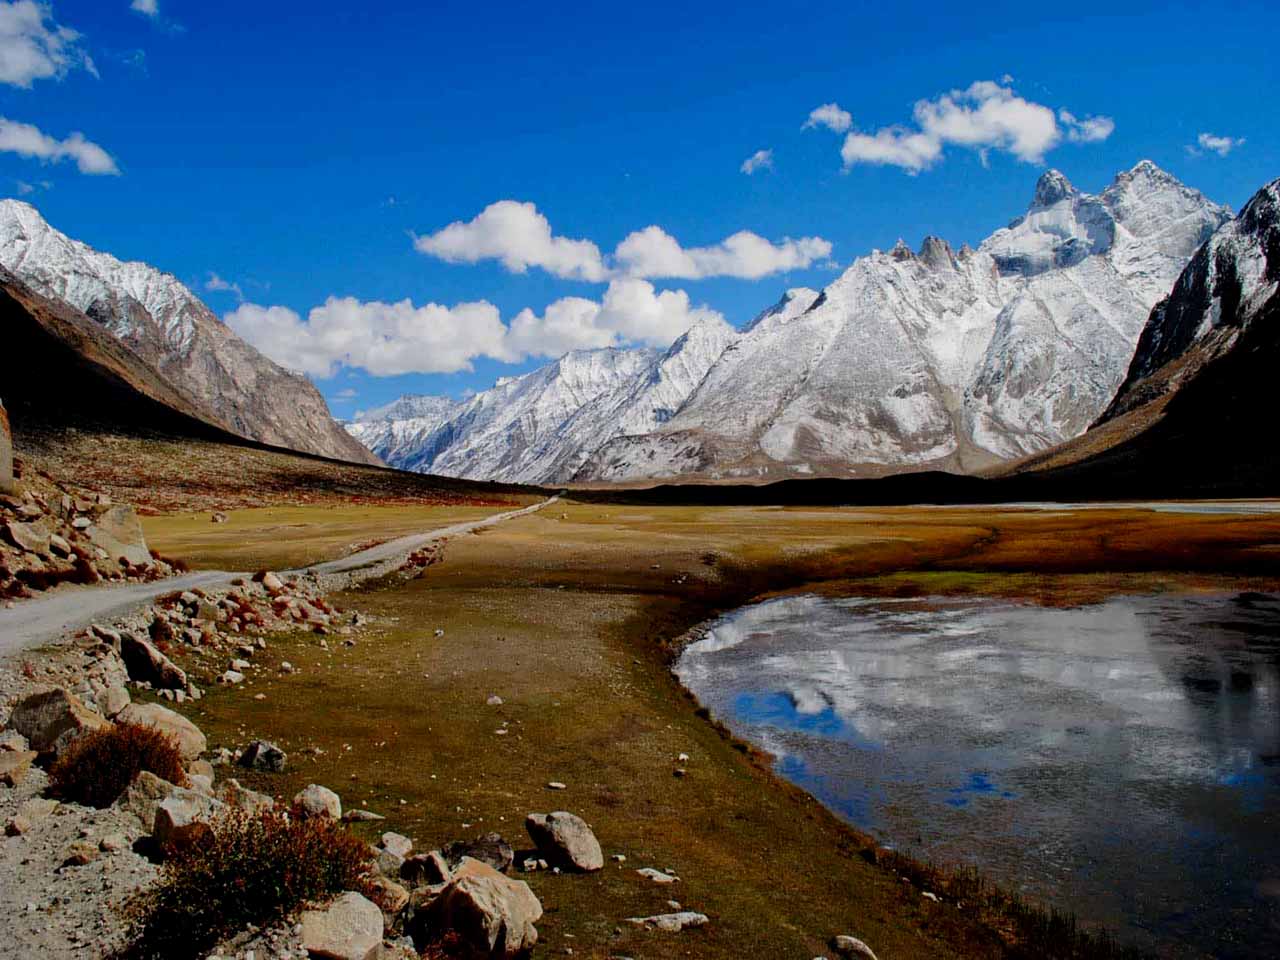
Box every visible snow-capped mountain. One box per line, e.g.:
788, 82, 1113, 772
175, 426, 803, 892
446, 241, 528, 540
347, 161, 1228, 485
0, 200, 377, 465
347, 315, 736, 483
1099, 175, 1279, 425
580, 161, 1229, 481
1010, 175, 1280, 495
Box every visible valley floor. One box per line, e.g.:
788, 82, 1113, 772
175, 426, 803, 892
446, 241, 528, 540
127, 499, 1280, 959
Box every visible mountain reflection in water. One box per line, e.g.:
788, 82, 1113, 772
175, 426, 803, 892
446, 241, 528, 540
677, 593, 1280, 959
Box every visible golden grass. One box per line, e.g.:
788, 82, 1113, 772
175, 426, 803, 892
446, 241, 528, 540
158, 500, 1280, 959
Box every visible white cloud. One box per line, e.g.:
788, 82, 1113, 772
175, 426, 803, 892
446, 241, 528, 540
333, 387, 357, 400
226, 298, 512, 378
1190, 132, 1245, 157
614, 225, 831, 280
416, 200, 834, 282
226, 281, 724, 377
504, 279, 724, 359
803, 102, 852, 134
504, 295, 618, 360
204, 272, 243, 301
412, 200, 608, 282
0, 117, 118, 174
130, 0, 158, 16
0, 1, 94, 87
835, 80, 1113, 173
1059, 110, 1115, 143
740, 148, 773, 175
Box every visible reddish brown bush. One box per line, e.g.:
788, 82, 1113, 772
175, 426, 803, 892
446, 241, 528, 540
122, 804, 379, 959
49, 722, 188, 808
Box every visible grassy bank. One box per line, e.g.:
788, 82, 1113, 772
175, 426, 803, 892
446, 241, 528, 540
155, 501, 1280, 959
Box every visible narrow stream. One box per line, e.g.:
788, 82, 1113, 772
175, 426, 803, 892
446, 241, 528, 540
676, 592, 1280, 958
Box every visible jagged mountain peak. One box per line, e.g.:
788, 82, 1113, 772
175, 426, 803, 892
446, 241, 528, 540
918, 235, 957, 271
889, 238, 915, 261
1032, 168, 1076, 208
744, 287, 819, 332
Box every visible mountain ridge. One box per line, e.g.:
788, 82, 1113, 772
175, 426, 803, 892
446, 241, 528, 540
351, 161, 1228, 486
0, 200, 379, 466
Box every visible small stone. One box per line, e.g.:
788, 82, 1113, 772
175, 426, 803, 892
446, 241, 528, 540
832, 934, 879, 960
6, 798, 58, 836
219, 670, 245, 685
0, 750, 37, 787
624, 911, 709, 932
99, 834, 129, 853
636, 867, 679, 884
61, 841, 98, 867
547, 781, 567, 790
611, 854, 627, 863
486, 694, 503, 706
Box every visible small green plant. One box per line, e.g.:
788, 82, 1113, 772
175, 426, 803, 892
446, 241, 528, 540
49, 722, 187, 808
122, 804, 379, 959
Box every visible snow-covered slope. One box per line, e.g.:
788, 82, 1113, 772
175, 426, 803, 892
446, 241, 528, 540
580, 161, 1228, 481
0, 200, 378, 465
347, 316, 736, 483
1099, 175, 1280, 423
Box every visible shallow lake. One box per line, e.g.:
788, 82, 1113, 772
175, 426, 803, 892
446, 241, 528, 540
676, 592, 1280, 958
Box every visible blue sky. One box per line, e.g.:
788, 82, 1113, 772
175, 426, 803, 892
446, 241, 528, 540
4, 0, 1276, 417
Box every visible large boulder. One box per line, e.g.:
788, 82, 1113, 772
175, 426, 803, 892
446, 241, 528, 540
117, 702, 207, 760
2, 518, 51, 556
0, 402, 13, 496
418, 857, 541, 959
294, 783, 342, 819
442, 832, 514, 874
121, 769, 184, 827
152, 789, 225, 855
7, 688, 110, 756
119, 632, 188, 690
238, 739, 287, 772
524, 812, 603, 872
300, 891, 384, 960
85, 504, 152, 566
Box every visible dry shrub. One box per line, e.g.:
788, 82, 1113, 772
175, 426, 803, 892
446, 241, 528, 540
122, 804, 379, 959
49, 722, 187, 808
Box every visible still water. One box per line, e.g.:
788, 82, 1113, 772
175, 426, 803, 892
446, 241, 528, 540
676, 593, 1280, 958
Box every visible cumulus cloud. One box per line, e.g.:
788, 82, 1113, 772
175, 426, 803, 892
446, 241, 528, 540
1189, 132, 1245, 157
0, 0, 95, 87
614, 226, 831, 280
1059, 110, 1115, 143
204, 272, 243, 301
0, 117, 118, 174
226, 282, 724, 377
834, 80, 1113, 173
740, 148, 773, 175
412, 200, 608, 282
416, 201, 833, 281
803, 102, 852, 133
130, 0, 158, 16
226, 298, 511, 378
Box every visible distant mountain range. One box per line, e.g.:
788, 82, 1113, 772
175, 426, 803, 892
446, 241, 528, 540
351, 161, 1230, 484
0, 201, 377, 465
